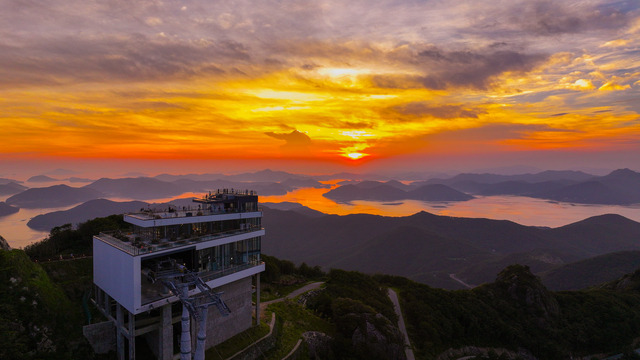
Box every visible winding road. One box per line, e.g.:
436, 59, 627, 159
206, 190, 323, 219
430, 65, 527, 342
388, 288, 415, 360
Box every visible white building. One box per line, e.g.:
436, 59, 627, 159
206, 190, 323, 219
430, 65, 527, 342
90, 189, 265, 360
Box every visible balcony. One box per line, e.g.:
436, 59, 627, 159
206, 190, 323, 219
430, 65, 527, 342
96, 226, 264, 256
141, 260, 264, 307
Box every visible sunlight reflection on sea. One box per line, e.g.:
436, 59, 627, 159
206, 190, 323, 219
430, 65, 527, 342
2, 182, 639, 249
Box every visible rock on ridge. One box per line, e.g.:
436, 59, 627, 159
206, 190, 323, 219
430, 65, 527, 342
0, 235, 10, 250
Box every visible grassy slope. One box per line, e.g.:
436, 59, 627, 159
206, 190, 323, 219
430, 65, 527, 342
0, 249, 84, 359
265, 301, 333, 359
205, 322, 271, 359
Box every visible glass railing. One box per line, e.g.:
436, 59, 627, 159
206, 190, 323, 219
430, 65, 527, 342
96, 227, 264, 256
126, 207, 263, 221
199, 260, 264, 283
140, 260, 264, 305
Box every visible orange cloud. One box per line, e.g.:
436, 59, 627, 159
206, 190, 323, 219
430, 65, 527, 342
1, 0, 639, 171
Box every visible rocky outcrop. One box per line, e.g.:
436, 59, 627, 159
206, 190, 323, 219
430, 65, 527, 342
493, 264, 560, 321
302, 331, 333, 359
0, 235, 10, 250
600, 268, 640, 292
350, 312, 406, 359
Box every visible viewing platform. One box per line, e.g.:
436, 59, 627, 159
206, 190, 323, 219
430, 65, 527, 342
95, 226, 264, 256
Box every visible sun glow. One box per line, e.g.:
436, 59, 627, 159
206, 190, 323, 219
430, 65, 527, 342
346, 152, 366, 160
341, 130, 375, 139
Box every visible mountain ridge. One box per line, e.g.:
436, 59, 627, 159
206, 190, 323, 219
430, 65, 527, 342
262, 208, 640, 288
6, 184, 103, 208
427, 168, 640, 205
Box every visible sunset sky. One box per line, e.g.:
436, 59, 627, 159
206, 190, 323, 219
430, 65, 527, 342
1, 0, 639, 176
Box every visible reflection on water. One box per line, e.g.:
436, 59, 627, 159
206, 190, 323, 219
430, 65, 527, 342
3, 181, 640, 249
261, 185, 640, 228
0, 206, 74, 249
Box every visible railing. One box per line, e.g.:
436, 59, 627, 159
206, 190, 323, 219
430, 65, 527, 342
140, 260, 264, 306
199, 260, 264, 283
126, 207, 263, 221
97, 233, 143, 255
96, 227, 264, 256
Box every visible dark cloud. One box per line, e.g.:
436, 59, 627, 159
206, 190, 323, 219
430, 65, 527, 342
265, 130, 312, 147
0, 34, 251, 87
370, 74, 425, 89
423, 123, 573, 142
394, 102, 485, 119
370, 43, 548, 90
467, 0, 637, 38
301, 63, 318, 70
413, 47, 548, 90
516, 1, 633, 36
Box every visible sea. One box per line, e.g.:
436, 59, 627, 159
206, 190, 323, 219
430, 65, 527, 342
2, 181, 640, 249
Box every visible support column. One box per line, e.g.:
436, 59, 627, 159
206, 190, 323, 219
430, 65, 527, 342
105, 293, 111, 319
255, 274, 261, 325
194, 306, 209, 360
191, 311, 197, 353
180, 286, 191, 360
116, 304, 124, 360
160, 304, 173, 360
128, 311, 136, 360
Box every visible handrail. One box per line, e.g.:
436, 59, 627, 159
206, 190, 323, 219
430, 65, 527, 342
97, 227, 264, 256
199, 260, 264, 283
141, 261, 265, 306
126, 208, 263, 221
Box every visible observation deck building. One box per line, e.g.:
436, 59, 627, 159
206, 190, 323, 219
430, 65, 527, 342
89, 189, 265, 360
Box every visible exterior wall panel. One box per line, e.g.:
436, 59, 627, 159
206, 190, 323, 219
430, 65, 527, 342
205, 277, 253, 348
93, 237, 138, 313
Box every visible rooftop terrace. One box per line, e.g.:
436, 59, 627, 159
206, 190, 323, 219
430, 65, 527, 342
125, 206, 261, 221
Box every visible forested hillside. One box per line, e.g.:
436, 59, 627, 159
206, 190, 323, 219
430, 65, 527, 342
4, 215, 640, 359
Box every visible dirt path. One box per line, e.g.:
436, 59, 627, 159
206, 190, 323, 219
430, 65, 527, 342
388, 288, 415, 360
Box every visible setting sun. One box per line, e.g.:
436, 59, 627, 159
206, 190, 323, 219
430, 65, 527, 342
346, 152, 367, 160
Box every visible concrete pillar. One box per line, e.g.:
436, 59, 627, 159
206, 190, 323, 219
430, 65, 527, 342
128, 311, 136, 360
160, 304, 173, 360
255, 274, 260, 325
191, 310, 197, 353
116, 304, 124, 360
194, 306, 209, 360
180, 286, 191, 360
104, 293, 111, 318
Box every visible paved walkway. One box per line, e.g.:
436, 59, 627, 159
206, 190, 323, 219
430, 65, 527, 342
449, 273, 473, 289
388, 288, 415, 360
261, 281, 324, 310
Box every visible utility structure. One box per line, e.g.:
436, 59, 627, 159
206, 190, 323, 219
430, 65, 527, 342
90, 190, 265, 360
